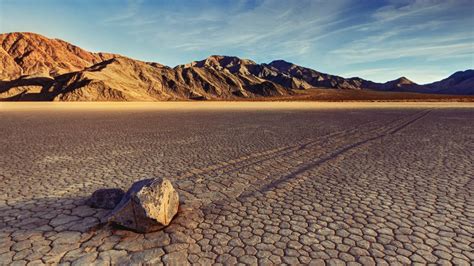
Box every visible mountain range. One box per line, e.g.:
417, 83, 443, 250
0, 32, 473, 101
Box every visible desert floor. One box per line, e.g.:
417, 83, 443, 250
0, 102, 473, 265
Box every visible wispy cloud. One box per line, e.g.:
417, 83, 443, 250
330, 33, 474, 64
372, 0, 446, 22
102, 0, 144, 24
5, 0, 470, 83
100, 0, 356, 60
324, 0, 474, 82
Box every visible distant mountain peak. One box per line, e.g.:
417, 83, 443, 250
393, 76, 416, 85
269, 59, 293, 66
425, 69, 474, 94
446, 69, 474, 80
183, 55, 256, 69
268, 60, 295, 71
379, 76, 419, 91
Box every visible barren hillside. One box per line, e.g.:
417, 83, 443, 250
0, 32, 472, 101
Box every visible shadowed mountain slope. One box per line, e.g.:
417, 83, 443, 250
424, 70, 474, 95
0, 32, 472, 101
0, 32, 116, 80
1, 56, 292, 101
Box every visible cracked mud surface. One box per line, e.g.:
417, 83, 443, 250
0, 104, 473, 265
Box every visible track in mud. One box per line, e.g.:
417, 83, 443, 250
0, 107, 472, 265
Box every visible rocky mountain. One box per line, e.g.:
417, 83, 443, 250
0, 54, 291, 101
267, 60, 365, 90
0, 32, 116, 80
373, 77, 422, 92
424, 70, 474, 95
0, 32, 472, 101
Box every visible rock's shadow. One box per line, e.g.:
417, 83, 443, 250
0, 192, 203, 264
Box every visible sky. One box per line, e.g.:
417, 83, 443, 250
0, 0, 473, 84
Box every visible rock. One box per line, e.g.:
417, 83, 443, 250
108, 178, 179, 233
87, 188, 125, 209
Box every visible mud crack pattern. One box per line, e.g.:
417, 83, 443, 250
0, 107, 473, 265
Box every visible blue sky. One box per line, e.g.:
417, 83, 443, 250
0, 0, 473, 83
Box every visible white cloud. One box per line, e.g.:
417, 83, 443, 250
102, 0, 144, 24
372, 0, 446, 22
327, 0, 474, 70
101, 0, 354, 60
97, 0, 473, 82
330, 33, 474, 64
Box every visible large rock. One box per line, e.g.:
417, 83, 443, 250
87, 188, 125, 209
108, 178, 179, 233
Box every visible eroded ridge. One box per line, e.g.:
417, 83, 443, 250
0, 107, 472, 265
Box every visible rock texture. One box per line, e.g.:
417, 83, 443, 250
0, 32, 116, 80
87, 188, 125, 210
108, 178, 179, 233
55, 56, 290, 101
0, 32, 472, 100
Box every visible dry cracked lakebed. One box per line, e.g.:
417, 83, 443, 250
0, 102, 473, 265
